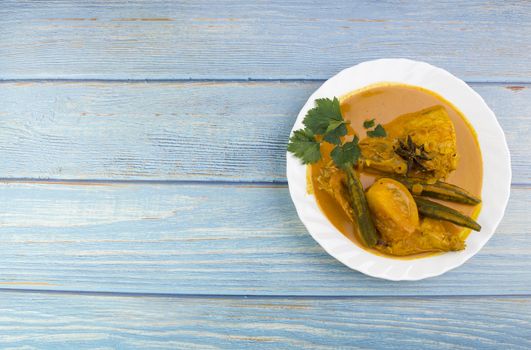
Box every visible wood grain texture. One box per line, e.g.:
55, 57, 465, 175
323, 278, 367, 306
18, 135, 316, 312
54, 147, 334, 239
0, 81, 528, 182
1, 1, 530, 81
0, 291, 529, 349
0, 182, 527, 296
1, 1, 529, 346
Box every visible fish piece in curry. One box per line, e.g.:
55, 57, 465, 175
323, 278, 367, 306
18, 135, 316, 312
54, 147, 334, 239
309, 83, 482, 258
360, 105, 458, 182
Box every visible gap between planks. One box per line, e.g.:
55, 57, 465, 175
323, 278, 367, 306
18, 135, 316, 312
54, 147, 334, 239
0, 178, 287, 187
0, 178, 528, 189
0, 287, 529, 300
0, 79, 530, 86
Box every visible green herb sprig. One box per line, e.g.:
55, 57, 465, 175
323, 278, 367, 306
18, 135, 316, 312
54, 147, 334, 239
287, 97, 379, 247
287, 97, 360, 169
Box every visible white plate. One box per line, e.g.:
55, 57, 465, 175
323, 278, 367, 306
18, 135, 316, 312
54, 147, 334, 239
286, 59, 511, 281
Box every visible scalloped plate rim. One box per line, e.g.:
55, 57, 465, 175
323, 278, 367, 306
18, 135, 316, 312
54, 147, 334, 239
286, 58, 511, 281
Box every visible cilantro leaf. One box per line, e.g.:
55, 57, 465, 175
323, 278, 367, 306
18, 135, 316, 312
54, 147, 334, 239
363, 119, 375, 129
331, 136, 361, 169
303, 97, 347, 144
367, 124, 387, 138
323, 120, 348, 145
287, 129, 321, 164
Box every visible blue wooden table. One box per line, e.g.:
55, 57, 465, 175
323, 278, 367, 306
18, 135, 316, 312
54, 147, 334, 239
1, 1, 530, 348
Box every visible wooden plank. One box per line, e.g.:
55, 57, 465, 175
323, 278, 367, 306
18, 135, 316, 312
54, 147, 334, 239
0, 81, 528, 183
1, 1, 530, 81
0, 182, 527, 296
0, 291, 529, 349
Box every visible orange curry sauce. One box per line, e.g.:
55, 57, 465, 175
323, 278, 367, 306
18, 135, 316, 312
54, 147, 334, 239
309, 83, 483, 259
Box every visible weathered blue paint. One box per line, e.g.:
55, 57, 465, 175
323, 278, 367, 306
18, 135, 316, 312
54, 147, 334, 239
0, 291, 529, 349
0, 182, 527, 296
0, 1, 529, 348
0, 82, 528, 182
0, 1, 530, 81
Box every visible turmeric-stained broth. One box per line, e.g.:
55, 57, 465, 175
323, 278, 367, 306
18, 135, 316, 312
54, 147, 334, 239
310, 83, 483, 259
